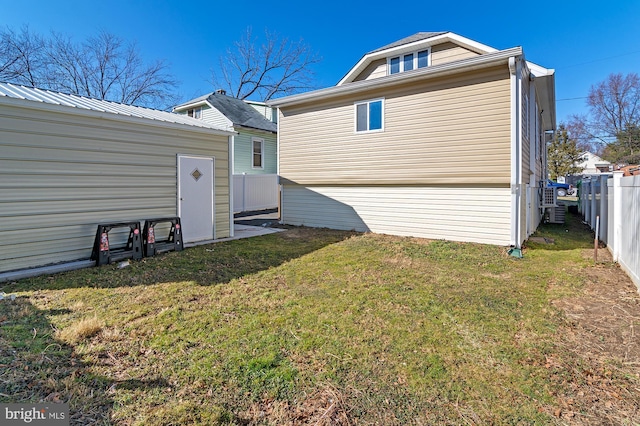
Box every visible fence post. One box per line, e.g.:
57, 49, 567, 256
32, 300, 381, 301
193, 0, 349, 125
242, 173, 247, 213
611, 172, 623, 261
590, 178, 597, 229
583, 180, 591, 225
599, 175, 608, 243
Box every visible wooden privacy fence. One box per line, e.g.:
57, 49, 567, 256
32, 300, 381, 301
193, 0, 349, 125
233, 174, 279, 213
581, 173, 640, 290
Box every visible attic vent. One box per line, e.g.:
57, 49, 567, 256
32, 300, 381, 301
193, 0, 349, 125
216, 89, 226, 95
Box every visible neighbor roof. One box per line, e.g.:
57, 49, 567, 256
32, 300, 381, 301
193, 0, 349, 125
0, 82, 233, 134
175, 92, 277, 133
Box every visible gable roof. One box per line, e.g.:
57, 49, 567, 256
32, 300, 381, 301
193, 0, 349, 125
0, 82, 233, 135
338, 32, 499, 86
271, 46, 523, 108
174, 92, 277, 133
367, 32, 448, 54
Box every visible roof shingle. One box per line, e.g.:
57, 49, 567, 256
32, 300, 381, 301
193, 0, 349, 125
176, 92, 277, 133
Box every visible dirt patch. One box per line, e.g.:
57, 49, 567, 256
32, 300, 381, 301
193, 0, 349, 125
550, 251, 640, 424
239, 385, 352, 425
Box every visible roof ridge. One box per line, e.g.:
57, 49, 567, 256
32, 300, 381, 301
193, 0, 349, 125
0, 81, 232, 133
367, 31, 448, 54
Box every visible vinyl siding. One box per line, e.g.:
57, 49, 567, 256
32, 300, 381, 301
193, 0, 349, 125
233, 130, 277, 174
353, 59, 388, 82
282, 185, 512, 246
178, 105, 233, 131
351, 43, 482, 82
246, 102, 278, 123
431, 42, 480, 66
279, 66, 511, 185
202, 105, 234, 130
521, 76, 531, 175
0, 103, 230, 273
521, 70, 547, 238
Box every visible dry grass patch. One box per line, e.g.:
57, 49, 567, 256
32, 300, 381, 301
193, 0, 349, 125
2, 219, 639, 424
56, 315, 104, 344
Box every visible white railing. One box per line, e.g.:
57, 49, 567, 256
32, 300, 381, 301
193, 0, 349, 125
233, 174, 279, 213
582, 173, 639, 290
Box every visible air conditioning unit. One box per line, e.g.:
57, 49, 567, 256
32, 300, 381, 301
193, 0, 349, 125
547, 203, 566, 224
540, 187, 556, 208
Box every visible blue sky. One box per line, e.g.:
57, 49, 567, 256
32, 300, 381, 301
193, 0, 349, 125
2, 0, 640, 124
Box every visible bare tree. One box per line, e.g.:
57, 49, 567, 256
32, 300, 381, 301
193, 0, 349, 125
0, 26, 46, 87
211, 27, 321, 101
588, 73, 640, 138
570, 73, 640, 162
0, 26, 178, 109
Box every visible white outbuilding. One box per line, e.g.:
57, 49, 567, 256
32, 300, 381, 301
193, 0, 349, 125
0, 83, 235, 276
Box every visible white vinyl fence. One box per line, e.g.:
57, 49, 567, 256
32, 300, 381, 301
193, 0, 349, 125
233, 174, 279, 213
581, 173, 640, 290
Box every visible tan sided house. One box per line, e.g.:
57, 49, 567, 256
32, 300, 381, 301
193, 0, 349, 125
0, 83, 234, 276
269, 32, 556, 247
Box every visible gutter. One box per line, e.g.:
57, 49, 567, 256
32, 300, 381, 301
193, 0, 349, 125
269, 47, 523, 108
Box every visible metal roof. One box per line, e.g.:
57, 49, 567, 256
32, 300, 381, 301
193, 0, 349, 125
175, 91, 277, 133
0, 82, 233, 134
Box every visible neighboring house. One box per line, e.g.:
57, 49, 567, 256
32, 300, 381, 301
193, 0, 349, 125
576, 151, 612, 174
617, 164, 640, 176
270, 32, 556, 248
174, 90, 277, 175
0, 82, 234, 275
245, 99, 278, 124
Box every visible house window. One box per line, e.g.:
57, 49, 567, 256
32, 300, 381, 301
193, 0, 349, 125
388, 48, 431, 75
355, 99, 384, 133
187, 107, 202, 119
252, 138, 264, 169
418, 50, 429, 68
389, 57, 400, 74
403, 53, 414, 71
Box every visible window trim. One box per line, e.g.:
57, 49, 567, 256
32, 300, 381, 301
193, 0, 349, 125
187, 106, 202, 119
354, 98, 385, 134
251, 137, 264, 169
387, 47, 432, 75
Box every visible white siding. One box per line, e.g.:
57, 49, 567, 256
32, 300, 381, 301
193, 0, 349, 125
282, 185, 512, 246
177, 105, 233, 131
201, 105, 234, 130
0, 102, 230, 273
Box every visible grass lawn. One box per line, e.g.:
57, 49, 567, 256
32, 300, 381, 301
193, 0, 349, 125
1, 213, 639, 425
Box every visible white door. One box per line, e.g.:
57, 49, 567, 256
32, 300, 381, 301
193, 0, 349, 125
178, 155, 214, 243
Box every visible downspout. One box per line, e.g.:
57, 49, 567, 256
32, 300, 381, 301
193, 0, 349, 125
228, 134, 235, 238
509, 56, 523, 251
276, 108, 283, 224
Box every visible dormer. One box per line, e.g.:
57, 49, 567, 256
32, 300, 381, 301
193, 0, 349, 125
338, 32, 498, 85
